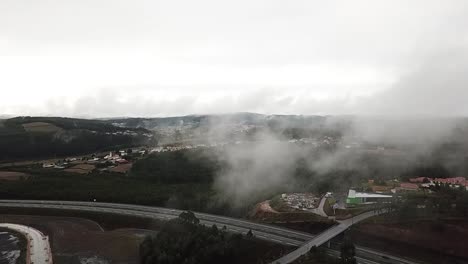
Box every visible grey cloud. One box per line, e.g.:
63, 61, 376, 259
356, 48, 468, 117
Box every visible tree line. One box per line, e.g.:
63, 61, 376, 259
139, 211, 250, 264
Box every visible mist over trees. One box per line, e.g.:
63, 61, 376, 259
2, 114, 468, 215
139, 212, 249, 264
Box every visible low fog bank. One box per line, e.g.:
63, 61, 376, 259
209, 116, 468, 206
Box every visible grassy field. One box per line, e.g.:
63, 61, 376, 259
22, 122, 62, 133
63, 164, 96, 174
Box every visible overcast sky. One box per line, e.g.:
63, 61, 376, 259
1, 0, 468, 117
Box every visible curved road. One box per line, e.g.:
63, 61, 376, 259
0, 199, 311, 246
0, 223, 52, 264
0, 200, 417, 264
271, 210, 401, 264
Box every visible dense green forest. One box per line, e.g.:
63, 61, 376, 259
0, 117, 154, 160
139, 211, 286, 264
130, 150, 220, 184
139, 212, 245, 264
389, 184, 468, 221
0, 170, 214, 210
0, 148, 367, 216
0, 146, 464, 218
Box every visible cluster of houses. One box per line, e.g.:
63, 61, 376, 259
368, 177, 468, 194
408, 176, 468, 190
149, 137, 341, 154
103, 151, 130, 164
346, 176, 468, 207
287, 136, 339, 148
150, 142, 232, 153
151, 144, 209, 153
42, 157, 78, 169
42, 151, 131, 169
41, 148, 150, 174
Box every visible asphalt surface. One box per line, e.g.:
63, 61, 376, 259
0, 223, 52, 264
0, 200, 419, 264
271, 210, 395, 264
0, 200, 310, 246
326, 243, 421, 264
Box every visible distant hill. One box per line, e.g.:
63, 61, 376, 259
106, 113, 329, 129
103, 113, 351, 144
0, 116, 155, 161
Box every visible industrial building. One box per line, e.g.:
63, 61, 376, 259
346, 189, 392, 206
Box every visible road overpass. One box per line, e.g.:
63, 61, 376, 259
272, 211, 384, 264
0, 200, 416, 264
271, 210, 389, 264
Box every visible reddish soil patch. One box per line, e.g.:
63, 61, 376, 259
259, 201, 279, 213
64, 164, 95, 174
251, 201, 331, 224
110, 163, 133, 173
0, 171, 29, 180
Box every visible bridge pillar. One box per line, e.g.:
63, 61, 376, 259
327, 240, 331, 248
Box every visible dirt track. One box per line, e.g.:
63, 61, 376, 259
0, 215, 145, 264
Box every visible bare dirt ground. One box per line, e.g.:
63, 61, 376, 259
22, 122, 62, 133
350, 219, 468, 263
259, 201, 279, 213
0, 171, 29, 180
0, 212, 295, 264
250, 200, 336, 234
110, 163, 133, 173
251, 200, 331, 224
0, 215, 143, 264
64, 164, 96, 174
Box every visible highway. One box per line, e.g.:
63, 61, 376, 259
0, 200, 418, 264
0, 223, 52, 264
325, 243, 421, 264
0, 200, 310, 247
271, 210, 392, 264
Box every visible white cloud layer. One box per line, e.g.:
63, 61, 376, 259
1, 0, 468, 117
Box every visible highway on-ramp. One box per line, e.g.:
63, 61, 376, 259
0, 200, 416, 264
0, 223, 52, 264
271, 210, 391, 264
0, 199, 311, 247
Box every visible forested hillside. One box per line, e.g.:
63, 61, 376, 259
0, 117, 155, 160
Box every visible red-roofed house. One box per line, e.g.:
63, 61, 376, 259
434, 177, 466, 186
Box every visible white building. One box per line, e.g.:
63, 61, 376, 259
346, 189, 392, 206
